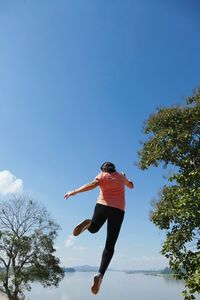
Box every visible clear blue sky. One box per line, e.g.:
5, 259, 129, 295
0, 0, 200, 270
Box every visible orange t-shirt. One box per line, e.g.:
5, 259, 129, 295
95, 171, 130, 211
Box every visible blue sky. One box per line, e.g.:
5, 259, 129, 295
0, 0, 200, 270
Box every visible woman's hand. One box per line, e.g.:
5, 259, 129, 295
64, 190, 77, 199
64, 180, 99, 200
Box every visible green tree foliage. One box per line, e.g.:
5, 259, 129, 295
0, 195, 64, 300
138, 89, 200, 300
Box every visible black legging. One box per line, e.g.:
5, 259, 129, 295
88, 203, 124, 276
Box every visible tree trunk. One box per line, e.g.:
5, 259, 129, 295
8, 293, 20, 300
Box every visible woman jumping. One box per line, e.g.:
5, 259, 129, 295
64, 162, 134, 295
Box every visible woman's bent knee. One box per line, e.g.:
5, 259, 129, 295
88, 224, 99, 233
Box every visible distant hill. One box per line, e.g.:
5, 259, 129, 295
65, 265, 116, 272
65, 267, 76, 273
74, 265, 99, 272
65, 265, 98, 272
65, 265, 172, 274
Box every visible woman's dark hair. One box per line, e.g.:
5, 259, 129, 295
101, 162, 116, 173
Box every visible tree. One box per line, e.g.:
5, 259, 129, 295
0, 195, 64, 300
138, 89, 200, 300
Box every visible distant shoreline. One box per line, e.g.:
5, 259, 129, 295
64, 266, 174, 276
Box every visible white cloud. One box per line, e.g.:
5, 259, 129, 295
65, 235, 76, 248
129, 255, 168, 270
111, 254, 168, 270
65, 256, 81, 262
64, 256, 82, 266
73, 246, 86, 251
0, 170, 23, 195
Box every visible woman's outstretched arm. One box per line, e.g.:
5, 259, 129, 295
64, 179, 99, 199
121, 172, 134, 189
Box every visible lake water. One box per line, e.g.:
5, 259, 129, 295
25, 272, 200, 300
